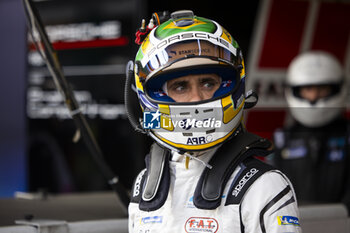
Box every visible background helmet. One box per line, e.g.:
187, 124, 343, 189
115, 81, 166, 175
134, 10, 247, 152
285, 51, 347, 127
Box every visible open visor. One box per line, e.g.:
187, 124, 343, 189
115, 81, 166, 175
140, 39, 240, 104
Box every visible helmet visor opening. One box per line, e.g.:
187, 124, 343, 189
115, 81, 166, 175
145, 64, 239, 104
139, 39, 240, 104
292, 83, 342, 100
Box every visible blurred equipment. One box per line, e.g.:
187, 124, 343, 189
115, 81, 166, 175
0, 191, 127, 226
21, 0, 150, 199
135, 11, 170, 45
22, 0, 137, 211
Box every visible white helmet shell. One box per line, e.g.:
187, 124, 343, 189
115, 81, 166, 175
285, 51, 346, 127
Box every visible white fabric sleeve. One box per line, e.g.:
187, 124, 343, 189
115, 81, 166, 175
240, 170, 302, 233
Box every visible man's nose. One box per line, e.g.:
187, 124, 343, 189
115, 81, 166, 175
304, 88, 321, 104
308, 90, 318, 101
189, 87, 205, 102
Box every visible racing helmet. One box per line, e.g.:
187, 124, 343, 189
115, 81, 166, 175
285, 51, 346, 127
133, 10, 248, 152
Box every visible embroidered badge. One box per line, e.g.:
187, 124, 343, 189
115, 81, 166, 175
185, 217, 219, 233
277, 216, 300, 226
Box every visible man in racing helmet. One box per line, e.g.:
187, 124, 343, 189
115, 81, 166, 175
273, 51, 350, 210
127, 10, 301, 233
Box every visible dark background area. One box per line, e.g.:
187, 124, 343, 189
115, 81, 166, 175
147, 0, 260, 61
0, 0, 350, 229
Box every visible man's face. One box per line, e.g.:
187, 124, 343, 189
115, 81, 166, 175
166, 73, 221, 102
298, 85, 332, 103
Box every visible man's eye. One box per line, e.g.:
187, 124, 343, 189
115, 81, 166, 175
201, 79, 219, 89
203, 82, 215, 88
175, 85, 186, 92
170, 82, 188, 93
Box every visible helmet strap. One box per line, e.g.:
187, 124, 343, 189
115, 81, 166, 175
244, 90, 259, 109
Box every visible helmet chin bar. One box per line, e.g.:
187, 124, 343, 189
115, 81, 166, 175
149, 123, 244, 155
285, 87, 346, 128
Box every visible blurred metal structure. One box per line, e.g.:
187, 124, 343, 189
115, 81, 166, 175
0, 219, 128, 233
22, 0, 130, 210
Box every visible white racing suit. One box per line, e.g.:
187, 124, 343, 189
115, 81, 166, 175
129, 144, 302, 233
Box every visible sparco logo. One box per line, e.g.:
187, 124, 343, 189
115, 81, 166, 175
133, 169, 146, 197
185, 217, 218, 233
232, 168, 259, 197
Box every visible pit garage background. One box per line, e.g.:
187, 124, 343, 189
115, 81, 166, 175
0, 0, 349, 232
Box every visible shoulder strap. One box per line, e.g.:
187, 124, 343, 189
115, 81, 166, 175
131, 132, 272, 211
139, 143, 171, 211
193, 131, 271, 209
225, 157, 275, 205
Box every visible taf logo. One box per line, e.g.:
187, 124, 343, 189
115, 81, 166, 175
185, 217, 219, 233
277, 216, 300, 226
143, 110, 161, 129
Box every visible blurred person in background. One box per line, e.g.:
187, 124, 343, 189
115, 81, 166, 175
126, 10, 302, 233
273, 51, 350, 211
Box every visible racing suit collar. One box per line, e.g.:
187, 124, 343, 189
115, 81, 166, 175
170, 147, 218, 169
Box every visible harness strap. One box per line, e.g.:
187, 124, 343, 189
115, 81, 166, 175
225, 157, 275, 206
139, 143, 171, 211
193, 131, 271, 209
132, 131, 272, 211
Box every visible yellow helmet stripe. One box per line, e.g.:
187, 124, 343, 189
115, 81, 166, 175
221, 95, 245, 124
